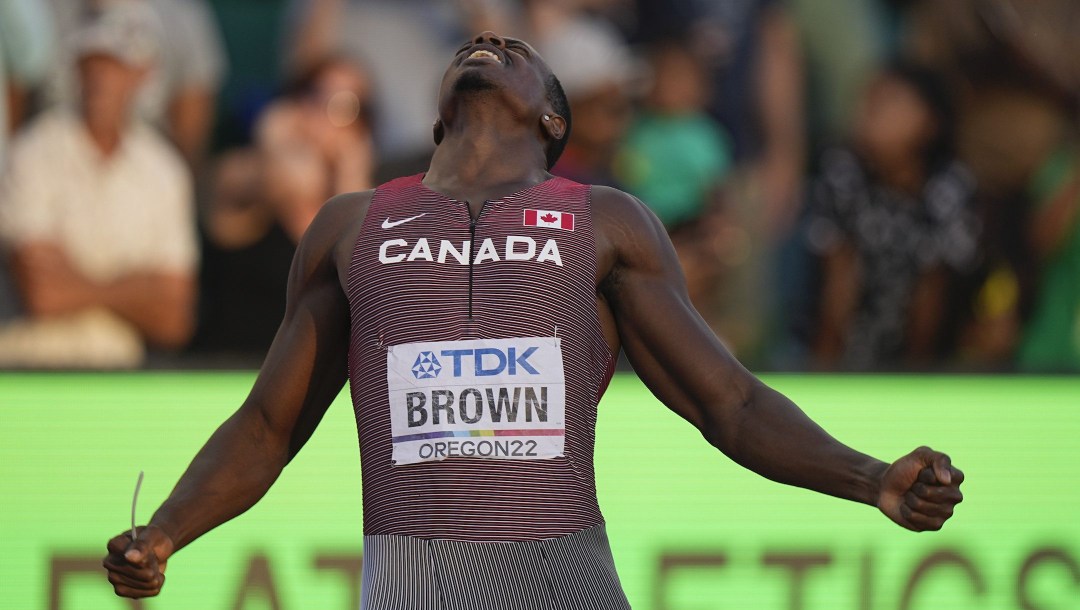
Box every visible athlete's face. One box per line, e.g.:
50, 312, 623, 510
438, 32, 553, 122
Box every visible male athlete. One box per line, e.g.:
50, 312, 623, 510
104, 32, 964, 608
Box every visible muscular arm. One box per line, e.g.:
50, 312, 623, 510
104, 192, 370, 598
151, 193, 365, 549
594, 187, 961, 528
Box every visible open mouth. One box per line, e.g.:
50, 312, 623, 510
466, 49, 502, 63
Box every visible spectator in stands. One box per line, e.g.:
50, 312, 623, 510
787, 0, 890, 150
43, 0, 228, 168
535, 10, 637, 188
1016, 144, 1080, 372
0, 2, 198, 368
255, 56, 375, 239
617, 38, 733, 228
615, 37, 735, 314
804, 62, 979, 370
284, 0, 509, 175
894, 0, 1080, 370
189, 56, 375, 358
1, 0, 55, 164
0, 0, 56, 323
629, 0, 806, 364
632, 0, 805, 236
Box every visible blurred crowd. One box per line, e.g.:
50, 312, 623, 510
1, 0, 1078, 373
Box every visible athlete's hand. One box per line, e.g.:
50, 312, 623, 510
103, 525, 175, 598
877, 446, 964, 532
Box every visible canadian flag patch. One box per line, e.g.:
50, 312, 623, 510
524, 209, 575, 231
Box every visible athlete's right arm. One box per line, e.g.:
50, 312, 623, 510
103, 191, 372, 599
593, 186, 963, 533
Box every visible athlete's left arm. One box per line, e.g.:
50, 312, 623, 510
593, 186, 963, 532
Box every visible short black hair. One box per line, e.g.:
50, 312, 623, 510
544, 73, 571, 169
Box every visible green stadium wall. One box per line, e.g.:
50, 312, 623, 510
1, 373, 1077, 609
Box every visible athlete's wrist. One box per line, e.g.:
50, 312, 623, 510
145, 515, 182, 557
862, 459, 890, 507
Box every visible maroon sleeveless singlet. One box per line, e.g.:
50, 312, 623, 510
346, 173, 616, 543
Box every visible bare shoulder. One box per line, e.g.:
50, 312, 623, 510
296, 190, 376, 278
591, 185, 666, 236
590, 185, 677, 285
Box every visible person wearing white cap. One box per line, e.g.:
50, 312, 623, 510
41, 0, 228, 167
0, 2, 198, 368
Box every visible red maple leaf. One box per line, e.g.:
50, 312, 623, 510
540, 213, 558, 223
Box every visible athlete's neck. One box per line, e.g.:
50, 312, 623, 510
425, 102, 550, 208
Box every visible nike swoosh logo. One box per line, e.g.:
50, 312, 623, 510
382, 213, 427, 229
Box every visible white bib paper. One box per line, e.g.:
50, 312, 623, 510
386, 337, 566, 465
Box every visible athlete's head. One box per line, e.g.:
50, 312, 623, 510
435, 32, 571, 169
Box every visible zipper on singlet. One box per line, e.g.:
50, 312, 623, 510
465, 200, 490, 320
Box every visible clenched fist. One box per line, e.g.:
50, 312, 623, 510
878, 446, 965, 531
103, 525, 175, 598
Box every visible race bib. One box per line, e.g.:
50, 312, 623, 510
386, 337, 566, 465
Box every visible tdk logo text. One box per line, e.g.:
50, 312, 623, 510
417, 346, 541, 378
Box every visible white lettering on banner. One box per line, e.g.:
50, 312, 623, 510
378, 237, 562, 267
386, 337, 566, 465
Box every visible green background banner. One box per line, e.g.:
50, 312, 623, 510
1, 373, 1077, 609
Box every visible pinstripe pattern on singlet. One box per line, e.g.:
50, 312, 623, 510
360, 525, 631, 610
346, 173, 615, 542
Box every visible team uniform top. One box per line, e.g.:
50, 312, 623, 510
346, 173, 615, 542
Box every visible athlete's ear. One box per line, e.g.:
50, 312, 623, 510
540, 113, 566, 142
433, 118, 445, 146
